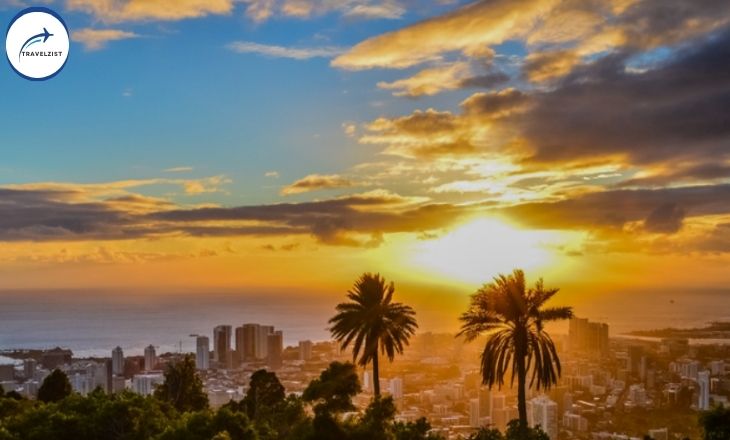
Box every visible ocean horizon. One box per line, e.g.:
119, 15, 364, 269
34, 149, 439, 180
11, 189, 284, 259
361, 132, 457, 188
1, 287, 728, 358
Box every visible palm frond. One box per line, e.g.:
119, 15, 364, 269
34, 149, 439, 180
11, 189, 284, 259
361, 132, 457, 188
539, 306, 573, 322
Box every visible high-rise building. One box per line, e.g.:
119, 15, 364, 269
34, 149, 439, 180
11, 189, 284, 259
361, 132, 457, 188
71, 372, 91, 395
112, 346, 124, 376
698, 370, 710, 410
132, 373, 164, 396
569, 317, 609, 355
234, 326, 245, 365
628, 345, 644, 374
363, 371, 372, 393
84, 361, 110, 393
389, 377, 403, 400
478, 387, 492, 420
111, 376, 126, 393
299, 340, 313, 361
23, 359, 37, 379
257, 325, 274, 359
0, 363, 14, 381
144, 345, 157, 371
267, 330, 283, 370
527, 395, 558, 440
469, 398, 481, 427
196, 336, 210, 370
104, 359, 113, 393
490, 393, 507, 431
241, 324, 259, 361
214, 325, 232, 368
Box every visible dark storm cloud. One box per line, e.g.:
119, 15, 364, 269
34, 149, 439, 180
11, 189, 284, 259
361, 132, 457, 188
644, 203, 685, 233
617, 0, 730, 48
154, 195, 465, 246
458, 71, 510, 89
0, 189, 135, 241
0, 188, 465, 247
463, 88, 529, 118
498, 184, 730, 232
522, 30, 730, 164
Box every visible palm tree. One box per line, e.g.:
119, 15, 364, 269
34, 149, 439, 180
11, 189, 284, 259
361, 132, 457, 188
457, 269, 572, 434
329, 273, 418, 397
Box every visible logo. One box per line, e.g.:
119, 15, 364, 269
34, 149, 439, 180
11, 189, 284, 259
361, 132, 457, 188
6, 7, 69, 80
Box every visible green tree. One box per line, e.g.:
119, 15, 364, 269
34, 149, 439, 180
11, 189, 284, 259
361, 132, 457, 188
303, 362, 360, 440
267, 395, 311, 440
504, 420, 549, 440
350, 396, 398, 440
700, 404, 730, 440
242, 369, 285, 420
457, 270, 572, 434
4, 391, 22, 401
37, 369, 72, 403
329, 273, 418, 396
468, 427, 504, 440
303, 361, 361, 416
393, 417, 443, 440
156, 408, 257, 440
90, 390, 172, 440
154, 354, 208, 412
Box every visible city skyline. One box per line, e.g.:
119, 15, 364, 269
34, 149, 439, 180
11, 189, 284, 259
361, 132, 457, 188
1, 314, 726, 439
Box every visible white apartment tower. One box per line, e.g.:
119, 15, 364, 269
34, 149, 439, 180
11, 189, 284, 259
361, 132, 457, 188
469, 398, 481, 427
389, 377, 403, 400
257, 325, 274, 359
299, 340, 313, 361
196, 336, 210, 370
144, 345, 156, 371
527, 395, 558, 440
213, 325, 232, 367
112, 346, 124, 376
698, 370, 710, 410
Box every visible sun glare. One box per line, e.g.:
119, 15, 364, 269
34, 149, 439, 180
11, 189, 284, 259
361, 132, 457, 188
408, 218, 573, 285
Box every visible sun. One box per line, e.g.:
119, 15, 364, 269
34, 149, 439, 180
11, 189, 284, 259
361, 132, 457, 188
406, 218, 574, 285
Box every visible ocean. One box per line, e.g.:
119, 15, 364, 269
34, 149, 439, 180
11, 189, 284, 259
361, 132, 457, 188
0, 289, 336, 358
0, 287, 728, 358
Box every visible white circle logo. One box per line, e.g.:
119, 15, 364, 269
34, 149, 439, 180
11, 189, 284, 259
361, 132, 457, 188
6, 7, 69, 81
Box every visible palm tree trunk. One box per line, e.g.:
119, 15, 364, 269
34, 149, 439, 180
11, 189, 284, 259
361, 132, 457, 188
516, 325, 528, 435
517, 352, 527, 433
372, 350, 380, 397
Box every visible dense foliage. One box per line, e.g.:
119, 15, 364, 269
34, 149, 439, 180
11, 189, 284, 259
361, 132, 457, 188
700, 405, 730, 440
0, 362, 444, 440
36, 369, 72, 404
154, 355, 208, 412
0, 362, 724, 439
467, 420, 549, 440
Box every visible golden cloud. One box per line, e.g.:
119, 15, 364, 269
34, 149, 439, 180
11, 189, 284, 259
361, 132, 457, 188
71, 28, 139, 51
377, 62, 472, 97
67, 0, 234, 22
280, 174, 356, 195
332, 0, 559, 70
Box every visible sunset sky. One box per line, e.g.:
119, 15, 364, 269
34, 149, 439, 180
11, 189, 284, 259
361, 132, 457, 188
1, 0, 729, 322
